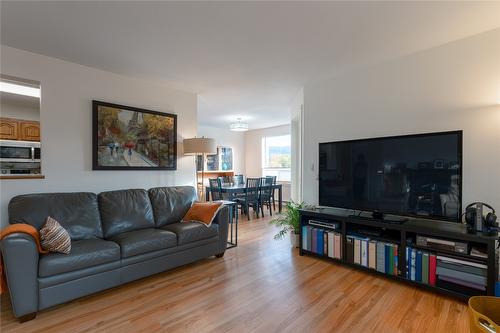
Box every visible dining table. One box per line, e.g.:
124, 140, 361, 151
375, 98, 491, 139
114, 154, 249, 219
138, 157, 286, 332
205, 183, 283, 213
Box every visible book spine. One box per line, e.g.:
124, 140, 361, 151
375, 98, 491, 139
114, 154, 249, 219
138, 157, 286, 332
368, 241, 376, 269
438, 275, 486, 291
334, 233, 341, 259
436, 267, 487, 286
312, 228, 317, 254
317, 229, 324, 255
436, 255, 487, 269
416, 251, 422, 282
393, 245, 398, 276
346, 237, 354, 264
302, 226, 308, 251
307, 227, 312, 252
377, 242, 385, 273
385, 244, 391, 274
354, 239, 361, 265
324, 231, 328, 255
437, 261, 487, 276
422, 252, 429, 284
328, 232, 334, 258
406, 247, 411, 279
429, 254, 437, 286
411, 249, 416, 281
361, 240, 368, 267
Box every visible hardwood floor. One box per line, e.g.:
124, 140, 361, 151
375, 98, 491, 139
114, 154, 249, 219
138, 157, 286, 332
1, 214, 470, 333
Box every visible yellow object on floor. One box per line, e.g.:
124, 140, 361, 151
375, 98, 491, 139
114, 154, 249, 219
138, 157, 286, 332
469, 296, 500, 333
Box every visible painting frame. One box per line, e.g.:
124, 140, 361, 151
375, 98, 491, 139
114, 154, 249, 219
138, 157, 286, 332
92, 100, 177, 171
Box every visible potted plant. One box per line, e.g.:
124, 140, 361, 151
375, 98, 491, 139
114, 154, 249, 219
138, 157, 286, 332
269, 201, 309, 247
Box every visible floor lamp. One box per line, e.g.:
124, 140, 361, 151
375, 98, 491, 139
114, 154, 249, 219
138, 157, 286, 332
183, 137, 217, 201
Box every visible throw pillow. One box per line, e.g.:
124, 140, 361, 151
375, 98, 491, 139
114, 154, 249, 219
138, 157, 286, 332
182, 201, 223, 227
40, 216, 71, 254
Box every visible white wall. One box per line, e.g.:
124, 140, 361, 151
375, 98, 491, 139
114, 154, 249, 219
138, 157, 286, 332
245, 124, 292, 201
0, 101, 40, 121
290, 88, 304, 202
302, 29, 500, 210
198, 125, 245, 174
0, 46, 198, 227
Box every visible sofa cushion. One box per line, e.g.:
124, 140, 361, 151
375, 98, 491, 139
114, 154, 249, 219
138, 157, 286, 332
148, 186, 197, 227
9, 192, 103, 240
162, 222, 218, 245
110, 228, 177, 258
39, 239, 120, 277
99, 189, 155, 238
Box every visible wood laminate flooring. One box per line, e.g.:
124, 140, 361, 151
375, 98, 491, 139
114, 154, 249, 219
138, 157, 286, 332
1, 213, 469, 333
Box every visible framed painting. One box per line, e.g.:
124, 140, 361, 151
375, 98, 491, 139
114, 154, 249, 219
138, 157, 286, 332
92, 100, 177, 170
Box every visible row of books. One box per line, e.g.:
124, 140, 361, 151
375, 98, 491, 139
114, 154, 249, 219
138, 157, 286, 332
346, 235, 399, 276
436, 255, 487, 293
406, 247, 487, 295
405, 247, 437, 285
302, 226, 342, 259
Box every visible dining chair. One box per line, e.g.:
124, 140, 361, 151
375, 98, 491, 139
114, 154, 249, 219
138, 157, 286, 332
208, 178, 223, 201
235, 177, 260, 220
266, 176, 277, 210
259, 177, 273, 217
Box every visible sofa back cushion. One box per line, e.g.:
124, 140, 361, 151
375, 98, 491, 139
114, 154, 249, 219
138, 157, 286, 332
98, 189, 155, 238
8, 192, 103, 240
148, 186, 197, 227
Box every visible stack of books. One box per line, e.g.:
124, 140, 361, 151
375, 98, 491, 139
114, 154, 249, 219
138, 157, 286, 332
435, 255, 487, 295
345, 235, 399, 276
301, 226, 342, 259
406, 247, 437, 285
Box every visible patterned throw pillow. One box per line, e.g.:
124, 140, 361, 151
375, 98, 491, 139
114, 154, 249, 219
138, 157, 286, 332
40, 216, 71, 254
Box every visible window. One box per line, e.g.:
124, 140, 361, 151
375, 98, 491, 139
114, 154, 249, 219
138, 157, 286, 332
262, 134, 291, 182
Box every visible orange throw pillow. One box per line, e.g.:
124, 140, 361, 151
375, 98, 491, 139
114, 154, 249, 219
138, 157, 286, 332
182, 201, 223, 227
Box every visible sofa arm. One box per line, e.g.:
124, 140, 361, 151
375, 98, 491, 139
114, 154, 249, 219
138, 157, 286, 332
213, 205, 229, 255
1, 233, 39, 318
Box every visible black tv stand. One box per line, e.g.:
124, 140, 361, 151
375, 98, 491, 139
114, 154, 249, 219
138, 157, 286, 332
349, 211, 408, 224
299, 207, 499, 300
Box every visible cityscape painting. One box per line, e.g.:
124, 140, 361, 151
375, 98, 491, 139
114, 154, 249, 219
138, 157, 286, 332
92, 101, 177, 170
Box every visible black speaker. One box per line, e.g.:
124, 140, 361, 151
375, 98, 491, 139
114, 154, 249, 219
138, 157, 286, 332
465, 202, 497, 232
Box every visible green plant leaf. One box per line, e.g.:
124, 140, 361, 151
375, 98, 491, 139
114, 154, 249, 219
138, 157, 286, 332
269, 200, 311, 241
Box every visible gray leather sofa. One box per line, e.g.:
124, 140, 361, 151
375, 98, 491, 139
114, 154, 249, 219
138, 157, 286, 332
1, 186, 228, 322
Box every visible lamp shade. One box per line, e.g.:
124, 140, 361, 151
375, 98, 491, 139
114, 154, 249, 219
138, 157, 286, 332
183, 137, 217, 155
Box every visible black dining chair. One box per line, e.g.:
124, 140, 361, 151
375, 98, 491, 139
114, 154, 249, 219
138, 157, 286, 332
208, 178, 223, 201
235, 177, 261, 220
267, 176, 277, 210
259, 177, 273, 217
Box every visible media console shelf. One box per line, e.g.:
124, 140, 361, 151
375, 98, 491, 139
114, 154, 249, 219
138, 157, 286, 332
299, 207, 499, 300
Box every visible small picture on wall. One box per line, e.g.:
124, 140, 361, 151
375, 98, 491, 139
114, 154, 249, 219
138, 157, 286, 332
92, 100, 177, 170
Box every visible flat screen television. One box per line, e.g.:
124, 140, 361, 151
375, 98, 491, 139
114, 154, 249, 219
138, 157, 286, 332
318, 131, 462, 222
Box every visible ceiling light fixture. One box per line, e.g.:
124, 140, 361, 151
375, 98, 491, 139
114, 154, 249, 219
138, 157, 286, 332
230, 118, 249, 132
0, 81, 40, 98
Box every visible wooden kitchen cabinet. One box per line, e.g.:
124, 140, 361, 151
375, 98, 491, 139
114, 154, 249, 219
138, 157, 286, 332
19, 121, 41, 141
0, 118, 19, 140
0, 118, 40, 141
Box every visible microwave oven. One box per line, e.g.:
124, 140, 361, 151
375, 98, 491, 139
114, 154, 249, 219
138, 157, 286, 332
0, 139, 41, 163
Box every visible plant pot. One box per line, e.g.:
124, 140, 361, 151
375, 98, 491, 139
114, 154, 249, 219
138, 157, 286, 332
290, 231, 300, 248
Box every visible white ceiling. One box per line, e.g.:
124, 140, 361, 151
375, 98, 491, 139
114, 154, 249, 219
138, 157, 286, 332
1, 1, 499, 130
